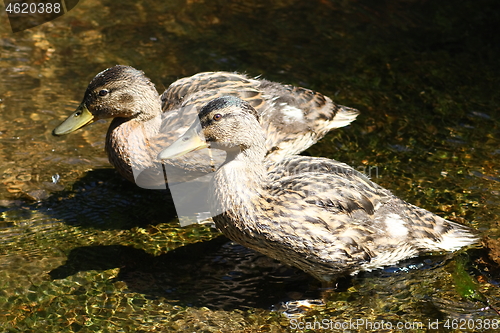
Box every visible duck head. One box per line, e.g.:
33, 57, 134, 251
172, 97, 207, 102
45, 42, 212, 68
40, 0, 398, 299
158, 96, 265, 161
53, 65, 160, 136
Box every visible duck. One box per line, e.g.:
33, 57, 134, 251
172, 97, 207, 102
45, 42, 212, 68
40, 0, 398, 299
158, 96, 478, 282
53, 65, 359, 189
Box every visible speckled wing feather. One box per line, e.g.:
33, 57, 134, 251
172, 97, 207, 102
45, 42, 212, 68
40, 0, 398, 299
257, 80, 359, 161
160, 72, 262, 111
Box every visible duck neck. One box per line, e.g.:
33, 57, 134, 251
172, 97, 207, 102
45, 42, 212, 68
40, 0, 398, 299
106, 111, 163, 181
134, 94, 162, 122
211, 139, 267, 219
108, 90, 162, 137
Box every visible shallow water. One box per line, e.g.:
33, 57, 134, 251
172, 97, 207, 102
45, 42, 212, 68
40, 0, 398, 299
1, 0, 500, 331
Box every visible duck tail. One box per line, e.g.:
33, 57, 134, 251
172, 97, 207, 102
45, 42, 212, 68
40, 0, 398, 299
410, 205, 479, 252
327, 104, 360, 130
434, 220, 479, 252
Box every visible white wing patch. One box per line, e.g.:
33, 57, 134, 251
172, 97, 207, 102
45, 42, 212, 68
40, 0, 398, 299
280, 104, 305, 123
385, 213, 408, 238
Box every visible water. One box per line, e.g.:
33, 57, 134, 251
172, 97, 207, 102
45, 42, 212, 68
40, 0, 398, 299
1, 0, 500, 331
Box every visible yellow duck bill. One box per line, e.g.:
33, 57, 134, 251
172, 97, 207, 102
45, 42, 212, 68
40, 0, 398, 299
158, 124, 209, 160
53, 103, 95, 136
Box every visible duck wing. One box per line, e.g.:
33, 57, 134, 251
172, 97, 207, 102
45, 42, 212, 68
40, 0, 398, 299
256, 80, 359, 160
160, 72, 359, 159
248, 156, 478, 279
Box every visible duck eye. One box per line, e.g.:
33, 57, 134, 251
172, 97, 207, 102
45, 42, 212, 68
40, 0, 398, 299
213, 113, 222, 121
98, 89, 109, 96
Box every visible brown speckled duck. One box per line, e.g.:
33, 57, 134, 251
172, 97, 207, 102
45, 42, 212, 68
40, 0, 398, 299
158, 96, 478, 282
53, 65, 359, 188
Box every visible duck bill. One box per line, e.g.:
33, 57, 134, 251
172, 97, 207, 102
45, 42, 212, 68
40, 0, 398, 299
158, 124, 209, 160
52, 103, 95, 136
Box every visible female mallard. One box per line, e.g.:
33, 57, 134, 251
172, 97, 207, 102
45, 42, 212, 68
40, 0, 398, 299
158, 96, 478, 282
53, 65, 359, 188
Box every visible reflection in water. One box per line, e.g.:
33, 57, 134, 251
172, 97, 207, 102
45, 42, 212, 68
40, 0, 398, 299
48, 237, 317, 310
1, 0, 500, 331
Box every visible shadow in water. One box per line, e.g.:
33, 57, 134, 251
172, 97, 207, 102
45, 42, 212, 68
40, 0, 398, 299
49, 235, 321, 310
38, 169, 178, 230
